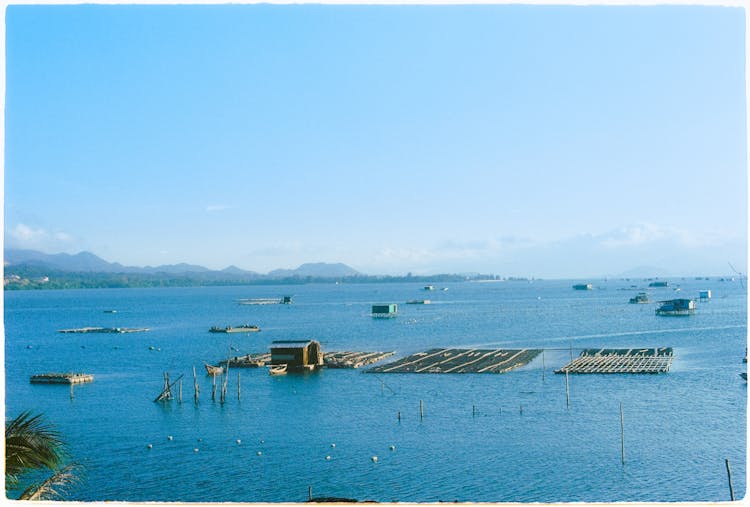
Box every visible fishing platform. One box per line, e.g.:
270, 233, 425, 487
324, 351, 395, 368
367, 348, 541, 374
30, 372, 94, 384
58, 327, 149, 333
555, 348, 673, 374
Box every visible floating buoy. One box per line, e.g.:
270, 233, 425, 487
330, 443, 336, 448
325, 455, 332, 461
371, 456, 378, 463
257, 451, 262, 456
26, 345, 32, 349
198, 438, 202, 442
260, 439, 265, 444
236, 439, 241, 445
149, 346, 155, 350
194, 448, 199, 453
389, 445, 396, 451
147, 444, 153, 449
167, 435, 173, 441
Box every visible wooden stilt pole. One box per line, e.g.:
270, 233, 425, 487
419, 400, 424, 421
212, 374, 217, 401
397, 410, 401, 422
178, 378, 183, 403
726, 459, 735, 501
542, 349, 546, 381
619, 402, 625, 465
565, 371, 570, 409
237, 372, 241, 401
193, 366, 199, 404
70, 382, 74, 400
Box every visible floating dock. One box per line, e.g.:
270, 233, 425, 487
368, 348, 541, 374
30, 373, 94, 384
324, 351, 395, 369
555, 348, 673, 374
58, 327, 149, 333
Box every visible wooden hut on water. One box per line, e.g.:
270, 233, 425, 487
372, 304, 398, 318
270, 340, 324, 371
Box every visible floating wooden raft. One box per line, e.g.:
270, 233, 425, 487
367, 348, 541, 374
555, 348, 673, 374
324, 351, 395, 369
30, 373, 94, 384
58, 327, 149, 334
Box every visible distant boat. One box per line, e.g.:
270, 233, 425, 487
209, 324, 260, 333
204, 363, 224, 376
103, 309, 117, 313
423, 285, 435, 291
649, 281, 669, 287
238, 296, 293, 305
269, 364, 287, 376
629, 293, 649, 304
573, 283, 593, 290
655, 299, 695, 316
406, 300, 430, 305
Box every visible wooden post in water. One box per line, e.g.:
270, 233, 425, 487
419, 400, 424, 421
178, 378, 183, 403
193, 366, 199, 404
472, 404, 476, 418
519, 404, 523, 415
397, 410, 401, 422
237, 372, 241, 401
619, 402, 625, 465
725, 458, 735, 501
542, 350, 545, 381
212, 374, 217, 401
565, 371, 570, 409
70, 382, 74, 400
308, 486, 313, 501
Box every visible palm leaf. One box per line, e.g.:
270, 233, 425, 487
18, 463, 81, 501
5, 411, 67, 489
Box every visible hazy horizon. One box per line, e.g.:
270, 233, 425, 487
5, 4, 747, 279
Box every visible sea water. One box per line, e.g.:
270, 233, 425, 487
3, 279, 747, 502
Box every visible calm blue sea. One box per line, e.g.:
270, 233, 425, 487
4, 279, 747, 502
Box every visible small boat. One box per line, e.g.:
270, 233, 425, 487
269, 364, 287, 376
423, 285, 435, 291
406, 299, 430, 304
209, 324, 260, 333
629, 293, 649, 304
740, 372, 747, 381
204, 363, 224, 376
573, 283, 593, 290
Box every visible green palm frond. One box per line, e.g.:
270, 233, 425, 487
18, 463, 81, 501
5, 411, 68, 489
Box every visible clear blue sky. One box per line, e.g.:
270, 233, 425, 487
4, 4, 747, 277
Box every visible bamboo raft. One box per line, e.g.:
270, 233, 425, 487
30, 373, 94, 384
324, 351, 395, 369
367, 348, 541, 374
555, 348, 673, 374
58, 327, 149, 334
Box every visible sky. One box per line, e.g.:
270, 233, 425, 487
4, 3, 748, 278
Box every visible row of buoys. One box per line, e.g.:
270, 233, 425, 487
148, 435, 262, 450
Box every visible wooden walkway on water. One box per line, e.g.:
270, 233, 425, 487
555, 348, 673, 374
30, 372, 94, 384
367, 348, 541, 374
324, 351, 394, 369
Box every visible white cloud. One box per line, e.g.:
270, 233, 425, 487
6, 223, 77, 252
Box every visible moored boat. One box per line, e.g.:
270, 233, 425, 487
204, 363, 224, 376
629, 292, 649, 304
209, 324, 261, 333
655, 299, 695, 316
269, 364, 287, 376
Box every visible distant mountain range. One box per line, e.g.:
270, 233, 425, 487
3, 249, 361, 279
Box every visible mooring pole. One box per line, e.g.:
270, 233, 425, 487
70, 383, 74, 400
419, 400, 424, 421
619, 402, 625, 465
397, 410, 401, 422
565, 371, 570, 409
178, 378, 183, 404
542, 350, 546, 381
237, 372, 241, 401
308, 486, 313, 501
726, 458, 735, 501
519, 404, 523, 415
472, 404, 476, 418
193, 366, 199, 404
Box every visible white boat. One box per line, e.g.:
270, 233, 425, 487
269, 364, 287, 376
